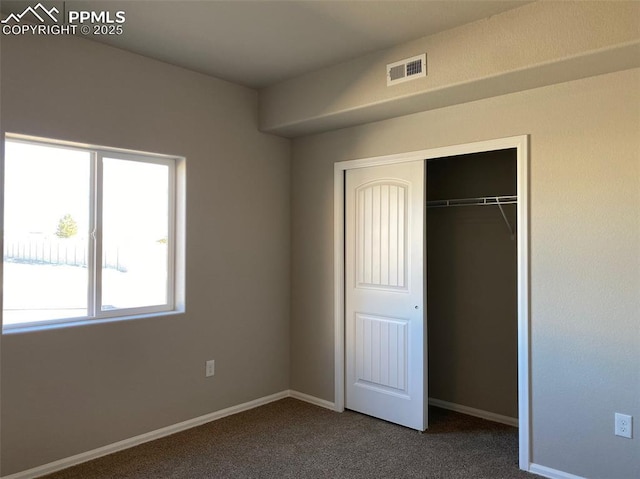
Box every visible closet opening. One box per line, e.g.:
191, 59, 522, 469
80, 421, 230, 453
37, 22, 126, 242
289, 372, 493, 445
334, 135, 530, 470
426, 149, 518, 427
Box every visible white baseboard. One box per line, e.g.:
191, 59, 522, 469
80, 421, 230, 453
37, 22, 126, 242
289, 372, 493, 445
289, 390, 336, 410
428, 397, 519, 427
529, 463, 588, 479
1, 390, 290, 479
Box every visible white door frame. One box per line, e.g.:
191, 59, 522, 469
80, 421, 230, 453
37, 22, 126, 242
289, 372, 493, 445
333, 135, 530, 471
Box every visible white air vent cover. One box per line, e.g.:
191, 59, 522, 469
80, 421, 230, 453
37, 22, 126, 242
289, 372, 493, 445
386, 54, 426, 86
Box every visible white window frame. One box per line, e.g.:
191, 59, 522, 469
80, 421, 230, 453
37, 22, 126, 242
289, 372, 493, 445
2, 133, 186, 332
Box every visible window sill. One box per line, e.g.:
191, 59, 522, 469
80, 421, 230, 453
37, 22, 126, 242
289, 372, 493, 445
2, 309, 186, 335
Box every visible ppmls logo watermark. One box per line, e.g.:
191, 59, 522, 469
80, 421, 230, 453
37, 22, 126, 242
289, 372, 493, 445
2, 2, 126, 36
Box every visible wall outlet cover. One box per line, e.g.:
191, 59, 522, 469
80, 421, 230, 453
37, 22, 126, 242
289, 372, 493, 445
615, 413, 632, 439
206, 359, 215, 377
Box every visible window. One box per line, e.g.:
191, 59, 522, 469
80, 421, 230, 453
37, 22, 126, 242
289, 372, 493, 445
2, 135, 184, 331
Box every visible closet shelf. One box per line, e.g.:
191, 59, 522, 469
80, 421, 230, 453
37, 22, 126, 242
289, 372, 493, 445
426, 195, 517, 239
426, 195, 517, 208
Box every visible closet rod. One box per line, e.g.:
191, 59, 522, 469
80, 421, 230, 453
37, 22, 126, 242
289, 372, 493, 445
426, 195, 517, 208
426, 195, 517, 239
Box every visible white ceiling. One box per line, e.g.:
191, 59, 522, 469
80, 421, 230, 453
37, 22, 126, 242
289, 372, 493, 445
2, 1, 531, 88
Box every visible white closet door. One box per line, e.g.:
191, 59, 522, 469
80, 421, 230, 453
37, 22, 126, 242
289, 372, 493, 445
345, 160, 426, 431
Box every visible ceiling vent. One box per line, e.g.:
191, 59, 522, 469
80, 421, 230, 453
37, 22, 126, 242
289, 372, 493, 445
386, 54, 427, 86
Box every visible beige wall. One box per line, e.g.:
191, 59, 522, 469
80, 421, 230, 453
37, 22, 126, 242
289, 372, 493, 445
0, 33, 291, 475
261, 1, 640, 137
290, 68, 640, 478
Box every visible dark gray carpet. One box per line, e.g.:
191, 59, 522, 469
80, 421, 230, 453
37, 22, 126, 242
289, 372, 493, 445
42, 398, 535, 478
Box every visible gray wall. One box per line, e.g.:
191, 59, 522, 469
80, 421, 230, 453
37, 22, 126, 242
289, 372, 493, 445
427, 151, 518, 419
290, 68, 640, 478
1, 33, 291, 475
260, 1, 640, 136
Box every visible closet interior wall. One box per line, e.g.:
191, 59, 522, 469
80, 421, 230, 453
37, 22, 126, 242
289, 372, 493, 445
427, 149, 518, 419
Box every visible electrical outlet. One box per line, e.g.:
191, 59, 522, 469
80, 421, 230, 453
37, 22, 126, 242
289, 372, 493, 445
615, 413, 632, 439
205, 359, 215, 377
